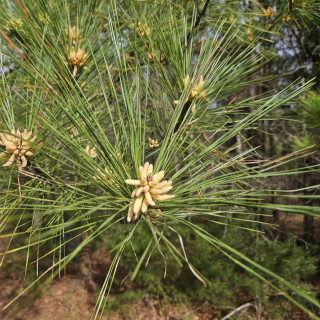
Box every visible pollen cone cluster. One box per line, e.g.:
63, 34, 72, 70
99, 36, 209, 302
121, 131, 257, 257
131, 22, 151, 37
5, 18, 23, 31
173, 75, 207, 112
148, 51, 165, 62
264, 6, 276, 19
282, 14, 291, 22
148, 137, 159, 148
66, 26, 81, 45
0, 129, 38, 169
125, 162, 175, 222
184, 75, 206, 100
68, 46, 88, 76
85, 144, 97, 158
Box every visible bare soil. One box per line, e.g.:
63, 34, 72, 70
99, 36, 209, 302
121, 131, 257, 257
0, 215, 317, 320
0, 245, 255, 320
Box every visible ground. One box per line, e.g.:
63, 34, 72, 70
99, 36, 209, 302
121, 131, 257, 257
0, 274, 261, 320
0, 212, 318, 320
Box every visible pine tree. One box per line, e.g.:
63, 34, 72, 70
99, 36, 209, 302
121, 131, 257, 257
0, 0, 319, 318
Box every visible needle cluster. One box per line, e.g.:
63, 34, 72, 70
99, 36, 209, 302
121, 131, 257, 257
0, 129, 38, 169
95, 167, 118, 187
125, 162, 175, 222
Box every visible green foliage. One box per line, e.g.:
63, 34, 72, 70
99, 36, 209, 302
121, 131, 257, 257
300, 91, 320, 129
105, 224, 317, 317
292, 133, 316, 153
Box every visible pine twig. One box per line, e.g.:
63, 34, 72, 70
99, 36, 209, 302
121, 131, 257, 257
221, 302, 254, 320
173, 101, 192, 134
186, 0, 211, 44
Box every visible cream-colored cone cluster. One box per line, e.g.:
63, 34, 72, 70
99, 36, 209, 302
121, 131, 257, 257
137, 22, 150, 36
283, 15, 291, 22
148, 51, 165, 62
66, 25, 85, 45
69, 26, 77, 45
184, 75, 206, 100
125, 162, 175, 222
130, 22, 151, 37
68, 46, 88, 76
173, 75, 207, 113
148, 137, 159, 148
264, 6, 276, 19
5, 18, 23, 31
0, 129, 38, 169
85, 145, 97, 158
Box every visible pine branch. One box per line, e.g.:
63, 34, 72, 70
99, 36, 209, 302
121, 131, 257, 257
186, 0, 211, 44
221, 302, 254, 320
172, 101, 192, 134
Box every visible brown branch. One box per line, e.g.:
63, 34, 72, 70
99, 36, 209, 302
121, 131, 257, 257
311, 45, 320, 56
187, 0, 211, 44
275, 62, 320, 77
172, 101, 192, 134
289, 0, 294, 12
15, 0, 48, 49
221, 302, 254, 320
